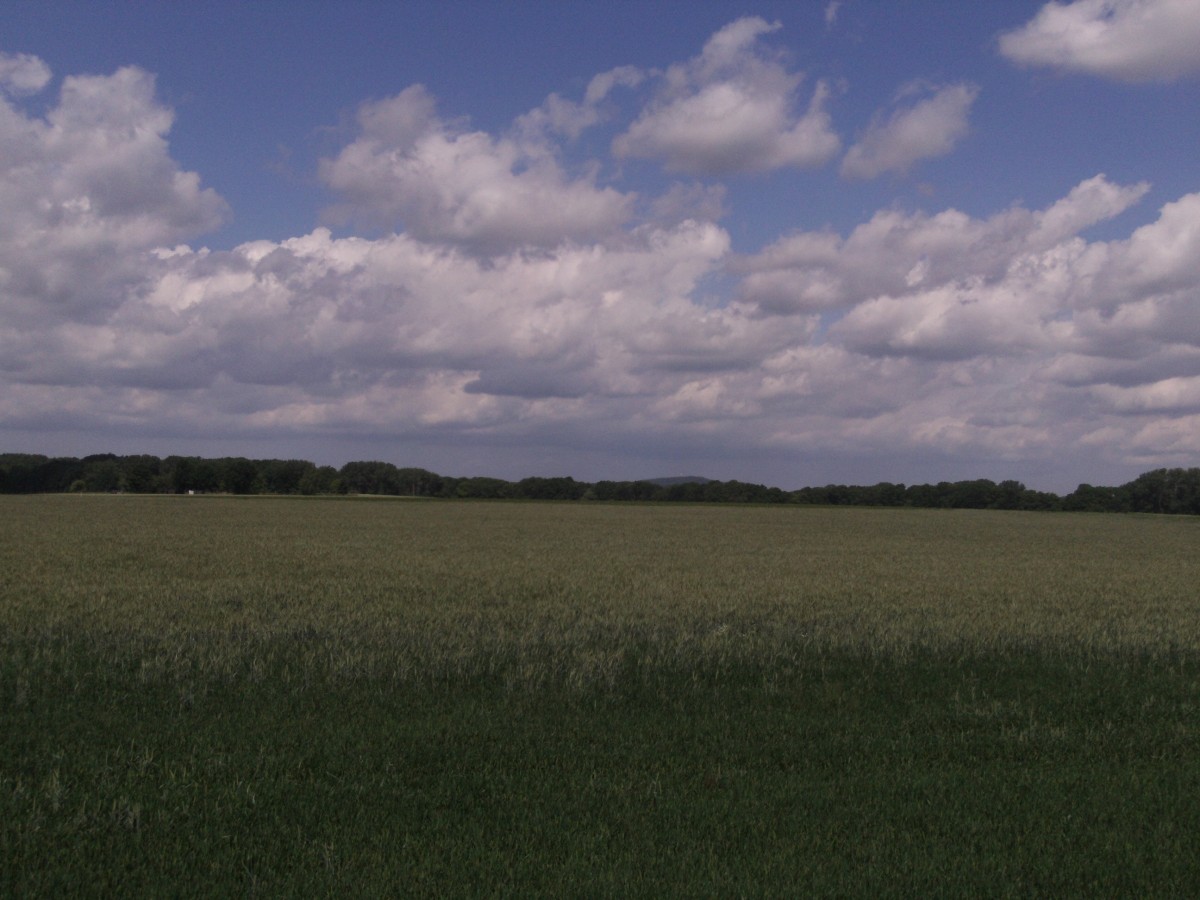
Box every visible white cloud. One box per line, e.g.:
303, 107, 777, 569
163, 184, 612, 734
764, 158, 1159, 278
0, 51, 52, 96
5, 207, 766, 408
831, 278, 1058, 361
704, 175, 1200, 473
585, 65, 646, 106
1124, 413, 1200, 455
516, 66, 646, 142
1091, 375, 1200, 412
612, 17, 841, 174
1093, 191, 1200, 304
1030, 173, 1154, 244
0, 63, 226, 327
999, 0, 1200, 82
320, 85, 634, 255
841, 83, 979, 180
735, 174, 1148, 314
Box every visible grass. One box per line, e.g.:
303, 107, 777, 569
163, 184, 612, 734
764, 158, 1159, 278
2, 495, 1199, 895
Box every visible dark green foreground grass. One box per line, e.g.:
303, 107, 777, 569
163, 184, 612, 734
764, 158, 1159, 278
4, 645, 1198, 896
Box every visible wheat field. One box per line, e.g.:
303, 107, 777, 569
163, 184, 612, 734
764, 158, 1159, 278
3, 495, 1198, 895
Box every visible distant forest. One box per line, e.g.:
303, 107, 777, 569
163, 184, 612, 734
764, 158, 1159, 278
2, 452, 1199, 515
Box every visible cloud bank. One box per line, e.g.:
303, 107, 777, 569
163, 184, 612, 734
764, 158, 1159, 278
2, 19, 1200, 489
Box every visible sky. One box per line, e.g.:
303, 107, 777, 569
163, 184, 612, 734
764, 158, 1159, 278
2, 0, 1200, 492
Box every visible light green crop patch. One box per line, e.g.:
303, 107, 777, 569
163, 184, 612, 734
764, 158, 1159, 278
2, 495, 1198, 683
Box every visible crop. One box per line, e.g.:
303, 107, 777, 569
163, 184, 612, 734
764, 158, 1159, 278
2, 496, 1198, 895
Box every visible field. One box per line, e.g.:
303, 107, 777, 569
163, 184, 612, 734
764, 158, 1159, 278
2, 495, 1199, 895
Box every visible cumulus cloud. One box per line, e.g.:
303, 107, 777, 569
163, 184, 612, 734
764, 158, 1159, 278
515, 65, 646, 143
841, 82, 979, 180
0, 59, 226, 328
1086, 191, 1200, 306
320, 85, 635, 255
726, 177, 1200, 469
999, 0, 1200, 82
3, 216, 792, 443
1091, 375, 1200, 412
0, 51, 52, 96
0, 56, 764, 418
585, 65, 647, 107
612, 17, 840, 174
735, 174, 1149, 315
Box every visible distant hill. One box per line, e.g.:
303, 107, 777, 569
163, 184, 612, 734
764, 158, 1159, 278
644, 475, 713, 487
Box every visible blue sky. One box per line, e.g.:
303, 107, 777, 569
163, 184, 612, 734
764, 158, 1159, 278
3, 0, 1200, 491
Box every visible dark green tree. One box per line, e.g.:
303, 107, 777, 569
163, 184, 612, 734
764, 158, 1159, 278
338, 461, 401, 495
298, 465, 339, 495
220, 458, 260, 494
259, 459, 315, 494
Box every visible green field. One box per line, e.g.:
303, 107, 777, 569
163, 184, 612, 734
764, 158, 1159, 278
3, 495, 1199, 895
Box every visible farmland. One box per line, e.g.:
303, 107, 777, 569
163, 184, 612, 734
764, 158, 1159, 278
2, 495, 1199, 895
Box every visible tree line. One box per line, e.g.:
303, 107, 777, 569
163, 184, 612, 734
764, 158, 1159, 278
1, 452, 1198, 514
